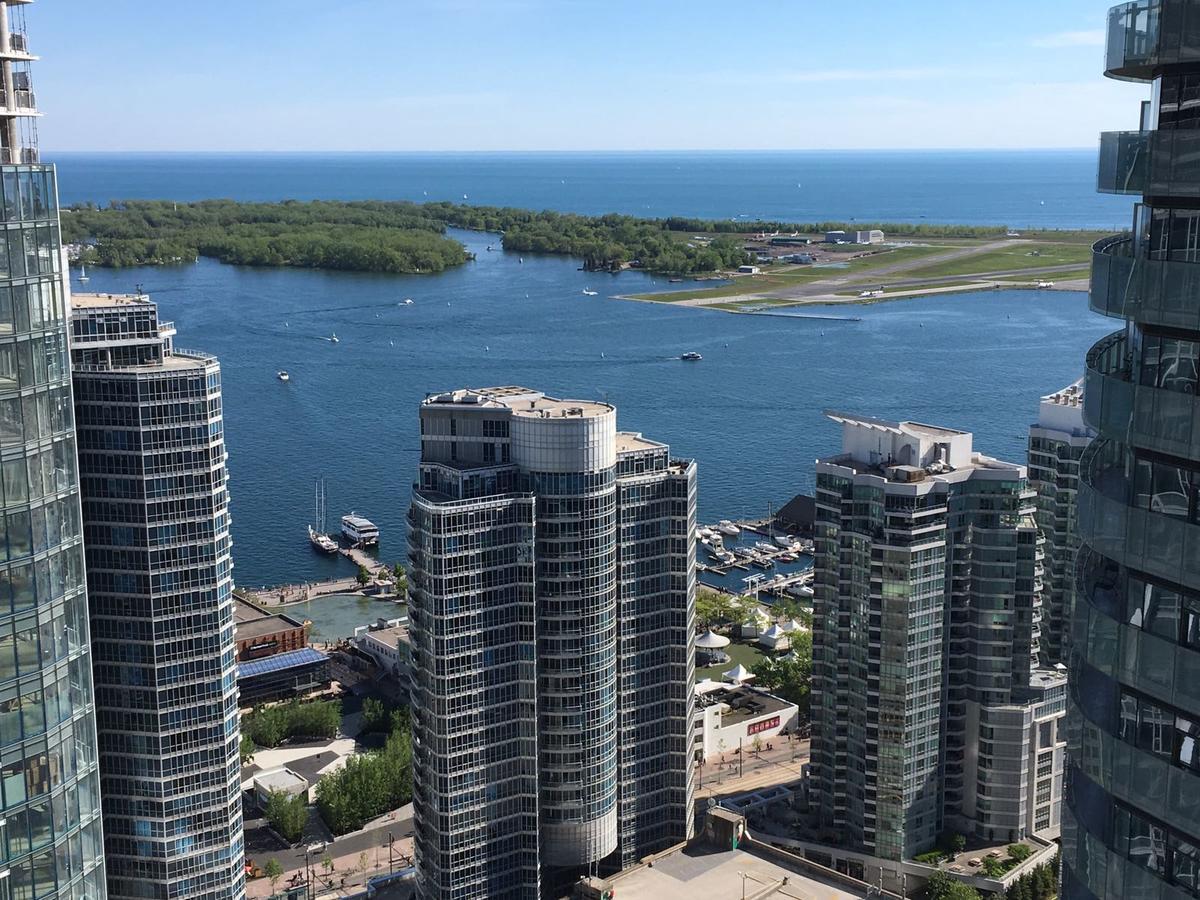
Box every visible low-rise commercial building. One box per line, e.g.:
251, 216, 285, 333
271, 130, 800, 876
251, 768, 310, 808
353, 617, 411, 682
238, 647, 331, 705
853, 229, 885, 244
234, 596, 308, 661
694, 682, 798, 760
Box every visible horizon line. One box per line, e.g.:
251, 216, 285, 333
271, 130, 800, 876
40, 146, 1099, 155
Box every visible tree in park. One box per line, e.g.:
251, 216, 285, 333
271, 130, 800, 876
264, 859, 284, 894
925, 871, 982, 900
264, 789, 308, 845
356, 565, 371, 586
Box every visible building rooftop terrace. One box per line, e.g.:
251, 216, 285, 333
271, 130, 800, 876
70, 292, 152, 309
423, 386, 612, 419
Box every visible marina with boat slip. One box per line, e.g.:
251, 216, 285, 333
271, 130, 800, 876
696, 517, 816, 601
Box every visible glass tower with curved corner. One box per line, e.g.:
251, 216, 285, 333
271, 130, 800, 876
1065, 3, 1200, 897
407, 387, 695, 899
0, 2, 107, 898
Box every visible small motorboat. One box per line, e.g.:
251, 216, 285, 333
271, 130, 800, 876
718, 520, 740, 536
400, 298, 414, 306
277, 371, 290, 382
330, 333, 340, 343
681, 351, 703, 361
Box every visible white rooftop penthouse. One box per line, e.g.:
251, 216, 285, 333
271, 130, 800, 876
821, 410, 1025, 488
826, 410, 973, 470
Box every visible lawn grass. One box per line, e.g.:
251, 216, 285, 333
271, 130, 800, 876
696, 638, 773, 681
992, 267, 1091, 283
902, 242, 1092, 278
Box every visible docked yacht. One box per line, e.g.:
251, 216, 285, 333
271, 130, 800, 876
717, 520, 740, 536
308, 525, 337, 554
308, 479, 337, 553
342, 513, 379, 546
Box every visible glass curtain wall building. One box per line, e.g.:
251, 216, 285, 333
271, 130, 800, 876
810, 414, 1066, 869
68, 293, 244, 899
1064, 2, 1200, 897
406, 387, 695, 900
1027, 381, 1093, 667
0, 2, 107, 898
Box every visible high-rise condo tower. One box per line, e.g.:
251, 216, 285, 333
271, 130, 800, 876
69, 292, 244, 899
1064, 3, 1200, 896
406, 387, 696, 899
1027, 381, 1093, 667
0, 3, 108, 898
810, 414, 1065, 867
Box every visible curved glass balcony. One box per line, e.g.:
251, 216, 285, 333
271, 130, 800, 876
1096, 129, 1200, 198
1091, 235, 1200, 329
1083, 330, 1135, 434
1098, 130, 1149, 194
1084, 330, 1200, 458
1078, 446, 1200, 589
1105, 0, 1200, 81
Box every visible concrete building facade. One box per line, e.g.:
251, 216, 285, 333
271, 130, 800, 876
1027, 380, 1092, 666
406, 386, 695, 899
69, 292, 244, 899
1063, 4, 1200, 897
0, 3, 108, 897
809, 413, 1065, 866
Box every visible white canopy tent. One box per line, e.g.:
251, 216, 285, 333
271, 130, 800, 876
723, 663, 755, 683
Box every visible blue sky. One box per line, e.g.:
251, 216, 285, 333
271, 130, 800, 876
32, 0, 1147, 152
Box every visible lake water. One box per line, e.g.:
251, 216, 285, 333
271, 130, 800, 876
74, 225, 1115, 587
48, 150, 1134, 230
48, 151, 1122, 591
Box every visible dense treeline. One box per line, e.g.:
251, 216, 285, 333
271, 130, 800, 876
242, 699, 341, 747
315, 721, 412, 835
61, 200, 469, 274
60, 198, 1025, 278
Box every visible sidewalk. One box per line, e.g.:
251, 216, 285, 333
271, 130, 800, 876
246, 804, 414, 899
697, 737, 810, 800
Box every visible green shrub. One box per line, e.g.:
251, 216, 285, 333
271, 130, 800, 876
264, 789, 308, 845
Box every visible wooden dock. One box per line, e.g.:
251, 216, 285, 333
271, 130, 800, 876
340, 544, 386, 573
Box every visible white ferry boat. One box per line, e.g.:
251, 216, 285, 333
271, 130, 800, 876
342, 513, 379, 546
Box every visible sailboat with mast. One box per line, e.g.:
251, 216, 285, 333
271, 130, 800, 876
308, 478, 338, 553
78, 262, 89, 284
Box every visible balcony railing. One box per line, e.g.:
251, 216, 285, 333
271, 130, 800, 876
0, 88, 35, 112
1106, 0, 1200, 81
1098, 131, 1149, 194
1083, 330, 1200, 458
1083, 330, 1134, 436
1106, 0, 1162, 80
1078, 459, 1200, 590
1089, 235, 1200, 331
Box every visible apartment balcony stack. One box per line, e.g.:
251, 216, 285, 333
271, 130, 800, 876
0, 1, 39, 165
1063, 2, 1200, 898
